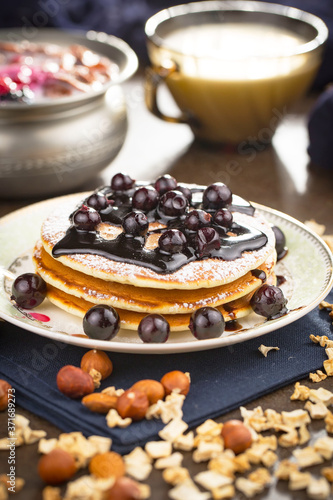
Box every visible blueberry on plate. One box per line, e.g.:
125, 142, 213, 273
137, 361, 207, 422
11, 273, 47, 309
196, 227, 221, 257
157, 190, 188, 217
250, 284, 288, 319
122, 211, 149, 237
111, 172, 135, 191
73, 206, 101, 231
86, 193, 109, 211
83, 305, 120, 340
189, 307, 225, 339
154, 174, 177, 195
184, 209, 211, 231
203, 182, 232, 210
158, 229, 187, 254
176, 184, 192, 203
138, 314, 170, 343
132, 186, 159, 212
213, 208, 233, 229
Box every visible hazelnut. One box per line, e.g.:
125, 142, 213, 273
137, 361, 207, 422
56, 365, 94, 399
105, 476, 141, 500
160, 371, 190, 396
0, 379, 12, 412
116, 389, 149, 421
38, 449, 76, 485
221, 419, 252, 454
82, 393, 118, 414
81, 349, 113, 380
89, 451, 125, 479
131, 379, 165, 405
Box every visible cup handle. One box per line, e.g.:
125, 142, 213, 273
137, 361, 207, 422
145, 63, 190, 124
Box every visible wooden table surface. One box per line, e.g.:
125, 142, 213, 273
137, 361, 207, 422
1, 74, 333, 499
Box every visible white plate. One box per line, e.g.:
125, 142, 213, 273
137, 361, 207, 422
0, 195, 332, 354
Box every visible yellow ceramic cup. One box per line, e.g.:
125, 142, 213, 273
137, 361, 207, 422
145, 1, 328, 144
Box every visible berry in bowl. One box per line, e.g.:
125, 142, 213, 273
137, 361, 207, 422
0, 39, 118, 105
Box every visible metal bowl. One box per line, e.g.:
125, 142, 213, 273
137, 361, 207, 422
0, 29, 138, 199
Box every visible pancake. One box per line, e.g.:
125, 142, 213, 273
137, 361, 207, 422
46, 276, 276, 331
40, 192, 276, 290
33, 241, 275, 314
33, 179, 279, 333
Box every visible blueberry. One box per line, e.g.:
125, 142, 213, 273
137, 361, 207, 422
189, 307, 225, 339
158, 229, 187, 254
157, 190, 188, 217
73, 206, 101, 231
272, 226, 287, 260
203, 183, 232, 210
112, 192, 130, 207
122, 211, 148, 236
11, 273, 47, 309
184, 209, 211, 231
213, 208, 233, 229
138, 314, 170, 343
83, 305, 120, 340
86, 193, 109, 211
132, 186, 159, 212
196, 227, 221, 257
250, 284, 288, 319
111, 172, 135, 191
154, 174, 177, 195
176, 185, 192, 203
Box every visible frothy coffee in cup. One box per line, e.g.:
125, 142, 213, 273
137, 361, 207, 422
145, 2, 328, 144
164, 24, 308, 76
149, 24, 317, 143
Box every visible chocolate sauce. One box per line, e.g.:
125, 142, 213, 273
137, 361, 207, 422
277, 248, 288, 261
276, 275, 286, 286
251, 269, 267, 282
225, 320, 242, 332
52, 183, 268, 274
228, 194, 255, 216
271, 225, 288, 262
223, 303, 236, 320
53, 229, 196, 273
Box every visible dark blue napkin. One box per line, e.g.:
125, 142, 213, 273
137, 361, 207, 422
1, 291, 332, 454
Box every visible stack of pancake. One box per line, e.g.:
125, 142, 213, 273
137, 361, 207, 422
33, 190, 277, 332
